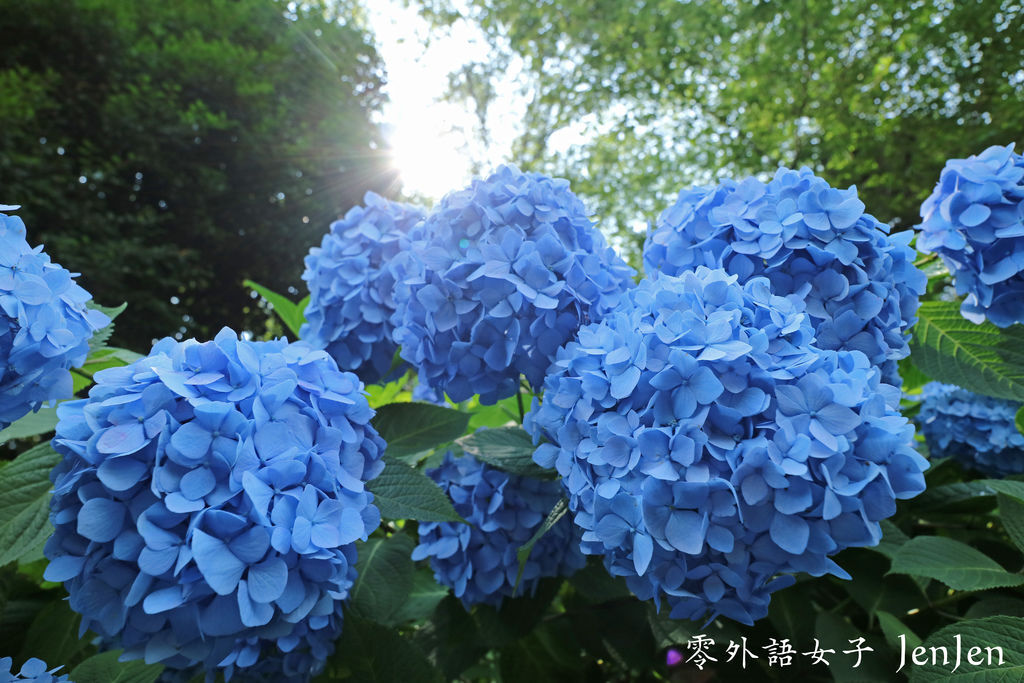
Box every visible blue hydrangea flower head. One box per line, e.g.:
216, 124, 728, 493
393, 165, 636, 404
916, 382, 1024, 477
0, 208, 109, 430
525, 268, 927, 625
44, 329, 386, 682
300, 191, 424, 384
0, 658, 71, 683
643, 169, 926, 387
412, 450, 586, 608
917, 143, 1024, 327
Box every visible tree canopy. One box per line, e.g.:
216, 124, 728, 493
421, 0, 1024, 261
0, 0, 395, 348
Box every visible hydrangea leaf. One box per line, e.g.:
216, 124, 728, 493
457, 427, 552, 478
514, 497, 568, 593
349, 533, 416, 626
389, 568, 450, 624
18, 600, 87, 668
908, 616, 1024, 682
998, 493, 1024, 555
85, 301, 127, 353
69, 650, 163, 683
372, 402, 470, 460
244, 279, 305, 337
888, 536, 1024, 591
1017, 405, 1024, 437
0, 443, 60, 566
876, 611, 922, 662
910, 301, 1024, 402
367, 458, 464, 523
0, 406, 60, 445
329, 612, 443, 683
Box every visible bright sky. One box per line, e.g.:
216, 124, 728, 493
369, 0, 519, 201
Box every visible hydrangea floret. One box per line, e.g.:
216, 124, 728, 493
0, 207, 109, 429
43, 329, 386, 681
1, 658, 71, 683
915, 382, 1024, 477
643, 168, 926, 387
300, 191, 424, 383
917, 143, 1024, 327
525, 268, 927, 624
393, 164, 636, 404
412, 450, 586, 608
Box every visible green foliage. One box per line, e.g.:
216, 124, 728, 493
909, 616, 1024, 681
514, 498, 567, 592
418, 0, 1024, 260
243, 279, 307, 338
367, 457, 464, 523
350, 533, 417, 626
372, 402, 470, 460
456, 426, 550, 478
0, 443, 61, 567
327, 613, 443, 683
910, 301, 1024, 402
69, 650, 163, 683
889, 537, 1024, 591
0, 407, 59, 446
0, 0, 395, 348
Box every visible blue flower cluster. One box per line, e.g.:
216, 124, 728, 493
43, 329, 385, 681
0, 208, 109, 430
300, 192, 425, 383
525, 269, 927, 624
917, 144, 1024, 327
0, 658, 70, 683
412, 450, 586, 608
393, 165, 636, 404
916, 382, 1024, 477
643, 169, 925, 387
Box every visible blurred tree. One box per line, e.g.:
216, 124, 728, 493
419, 0, 1024, 262
0, 0, 397, 348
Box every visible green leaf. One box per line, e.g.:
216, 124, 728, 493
888, 536, 1024, 591
899, 356, 933, 394
909, 301, 1024, 402
390, 568, 450, 624
349, 533, 415, 626
1017, 405, 1024, 437
909, 616, 1024, 681
372, 402, 470, 459
366, 458, 463, 523
330, 612, 443, 683
19, 600, 89, 668
872, 520, 912, 560
998, 493, 1024, 554
86, 301, 127, 352
0, 405, 60, 445
0, 443, 61, 566
70, 651, 163, 683
244, 279, 305, 337
83, 346, 144, 368
456, 427, 550, 478
514, 498, 567, 593
876, 610, 922, 653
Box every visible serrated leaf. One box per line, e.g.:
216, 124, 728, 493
70, 650, 163, 683
19, 600, 88, 667
888, 536, 1024, 591
367, 458, 463, 523
372, 403, 470, 459
909, 616, 1024, 681
899, 356, 933, 394
909, 301, 1024, 402
0, 443, 61, 565
872, 520, 912, 560
330, 612, 443, 683
514, 498, 567, 593
0, 405, 60, 444
457, 427, 550, 478
876, 610, 922, 653
1017, 405, 1024, 437
244, 279, 305, 337
390, 568, 450, 624
350, 533, 415, 625
998, 493, 1024, 554
85, 301, 127, 352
